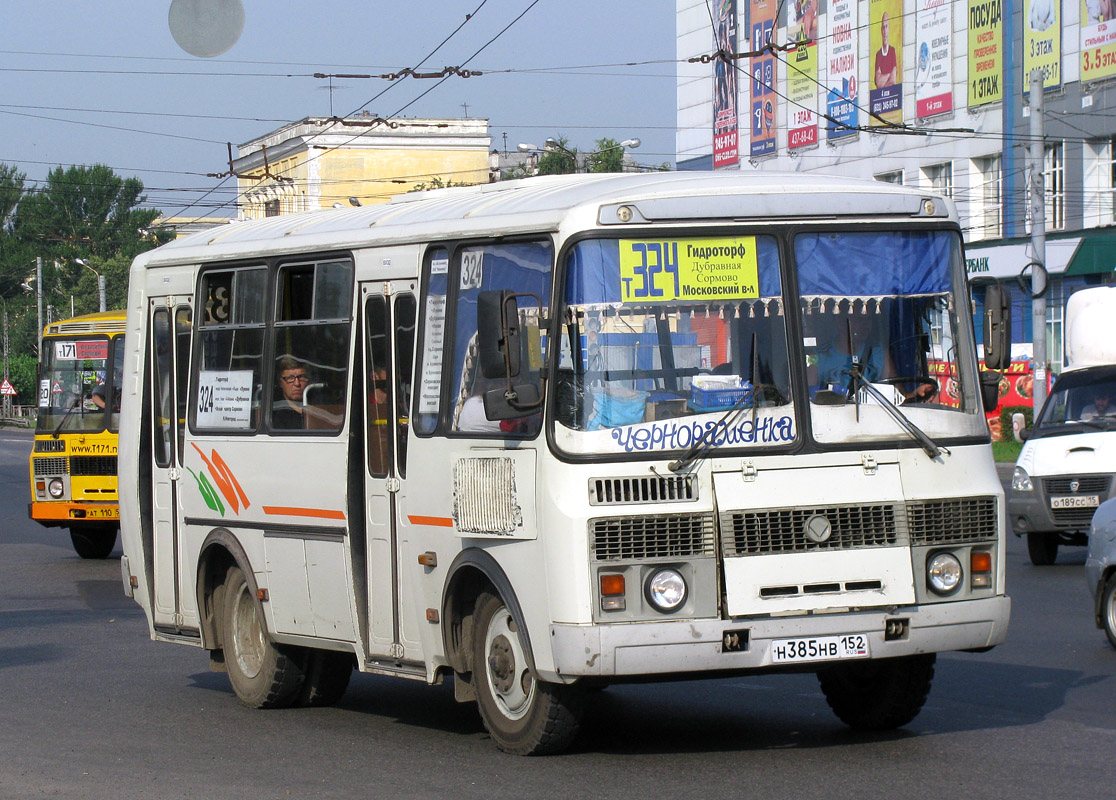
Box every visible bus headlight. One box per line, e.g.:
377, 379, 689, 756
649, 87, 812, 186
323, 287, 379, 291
645, 569, 687, 613
48, 478, 65, 499
927, 552, 962, 595
1011, 467, 1033, 492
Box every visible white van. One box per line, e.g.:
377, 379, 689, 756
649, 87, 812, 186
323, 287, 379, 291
1009, 286, 1116, 565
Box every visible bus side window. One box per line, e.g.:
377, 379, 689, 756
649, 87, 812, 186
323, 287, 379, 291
270, 259, 354, 434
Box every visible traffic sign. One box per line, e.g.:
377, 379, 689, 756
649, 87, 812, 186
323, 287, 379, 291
0, 379, 16, 396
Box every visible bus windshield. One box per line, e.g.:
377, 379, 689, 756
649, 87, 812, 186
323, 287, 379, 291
36, 336, 123, 434
552, 229, 983, 457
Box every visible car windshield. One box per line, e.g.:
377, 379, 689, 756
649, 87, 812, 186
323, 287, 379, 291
1035, 368, 1116, 435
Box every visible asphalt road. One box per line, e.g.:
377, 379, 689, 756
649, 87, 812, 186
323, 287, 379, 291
1, 429, 1113, 799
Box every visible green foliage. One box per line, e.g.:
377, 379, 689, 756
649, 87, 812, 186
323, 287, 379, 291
5, 351, 37, 400
992, 439, 1022, 463
408, 176, 476, 192
585, 138, 624, 173
0, 164, 25, 230
535, 137, 580, 175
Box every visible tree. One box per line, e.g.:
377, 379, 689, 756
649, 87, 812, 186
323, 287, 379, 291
585, 137, 625, 173
535, 137, 580, 176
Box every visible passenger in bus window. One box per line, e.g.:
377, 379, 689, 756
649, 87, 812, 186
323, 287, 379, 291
272, 356, 310, 429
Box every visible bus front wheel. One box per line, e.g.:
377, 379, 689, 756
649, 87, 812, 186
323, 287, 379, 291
818, 653, 935, 731
69, 525, 117, 559
221, 566, 304, 709
470, 591, 584, 755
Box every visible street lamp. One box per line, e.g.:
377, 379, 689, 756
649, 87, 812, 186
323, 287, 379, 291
75, 258, 106, 313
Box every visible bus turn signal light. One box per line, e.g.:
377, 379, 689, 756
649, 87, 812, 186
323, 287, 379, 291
600, 574, 625, 596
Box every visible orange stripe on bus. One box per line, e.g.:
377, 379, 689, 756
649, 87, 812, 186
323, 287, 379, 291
408, 515, 455, 528
262, 506, 346, 520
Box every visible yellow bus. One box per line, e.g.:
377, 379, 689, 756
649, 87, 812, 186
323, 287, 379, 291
29, 310, 126, 558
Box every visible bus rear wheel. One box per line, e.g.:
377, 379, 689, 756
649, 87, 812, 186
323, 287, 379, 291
818, 653, 935, 731
221, 566, 304, 709
69, 525, 117, 559
296, 649, 353, 707
470, 591, 584, 755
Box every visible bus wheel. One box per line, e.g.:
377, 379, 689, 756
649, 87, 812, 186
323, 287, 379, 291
296, 649, 353, 707
470, 591, 584, 755
69, 526, 117, 559
221, 566, 304, 709
818, 653, 935, 731
1027, 531, 1059, 565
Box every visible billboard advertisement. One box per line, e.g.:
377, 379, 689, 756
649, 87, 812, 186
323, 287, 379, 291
968, 0, 1003, 107
1081, 0, 1116, 83
869, 0, 903, 127
749, 0, 778, 158
826, 0, 858, 141
787, 0, 820, 149
915, 0, 953, 119
713, 0, 740, 169
1024, 0, 1062, 91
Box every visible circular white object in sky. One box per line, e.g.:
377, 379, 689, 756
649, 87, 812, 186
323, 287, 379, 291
168, 0, 245, 58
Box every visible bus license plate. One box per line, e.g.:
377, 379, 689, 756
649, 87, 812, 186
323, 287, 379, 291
75, 508, 119, 520
1050, 495, 1099, 509
770, 634, 870, 665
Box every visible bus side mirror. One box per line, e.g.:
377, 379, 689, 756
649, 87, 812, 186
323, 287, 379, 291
983, 282, 1011, 371
980, 371, 1001, 413
478, 290, 521, 379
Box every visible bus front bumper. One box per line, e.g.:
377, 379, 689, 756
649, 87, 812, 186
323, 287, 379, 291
548, 595, 1010, 679
29, 501, 120, 527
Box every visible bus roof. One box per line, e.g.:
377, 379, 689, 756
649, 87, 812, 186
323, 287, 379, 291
134, 171, 955, 269
43, 309, 127, 337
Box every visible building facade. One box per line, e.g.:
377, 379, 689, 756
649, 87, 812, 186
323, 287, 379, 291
676, 0, 1116, 374
234, 115, 491, 219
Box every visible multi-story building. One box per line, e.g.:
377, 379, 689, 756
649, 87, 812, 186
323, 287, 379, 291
234, 115, 491, 219
677, 0, 1116, 374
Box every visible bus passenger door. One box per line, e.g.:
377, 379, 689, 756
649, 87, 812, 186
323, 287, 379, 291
148, 301, 193, 631
360, 283, 419, 661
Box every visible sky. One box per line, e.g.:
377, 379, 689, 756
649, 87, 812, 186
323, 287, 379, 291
2, 0, 678, 220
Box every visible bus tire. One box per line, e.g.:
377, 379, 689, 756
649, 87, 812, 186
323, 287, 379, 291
1027, 531, 1059, 565
221, 566, 304, 709
296, 649, 353, 707
69, 525, 117, 559
470, 591, 584, 755
818, 653, 935, 731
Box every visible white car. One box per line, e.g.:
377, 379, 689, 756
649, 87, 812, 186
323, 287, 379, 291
1085, 497, 1116, 649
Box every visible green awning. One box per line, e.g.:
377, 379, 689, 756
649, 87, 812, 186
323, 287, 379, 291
1066, 230, 1116, 275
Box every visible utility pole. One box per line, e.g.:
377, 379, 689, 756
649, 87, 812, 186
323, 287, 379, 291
35, 256, 43, 357
1029, 70, 1048, 412
3, 308, 10, 420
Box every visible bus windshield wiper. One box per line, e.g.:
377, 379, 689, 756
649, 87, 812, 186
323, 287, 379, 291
667, 389, 760, 473
845, 364, 944, 460
52, 402, 80, 439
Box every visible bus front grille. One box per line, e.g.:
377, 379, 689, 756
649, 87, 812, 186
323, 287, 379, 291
907, 496, 998, 545
721, 504, 898, 556
34, 440, 66, 453
70, 456, 118, 476
589, 475, 697, 505
590, 513, 716, 561
33, 457, 69, 476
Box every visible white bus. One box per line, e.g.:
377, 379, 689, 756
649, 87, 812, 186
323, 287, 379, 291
118, 172, 1010, 755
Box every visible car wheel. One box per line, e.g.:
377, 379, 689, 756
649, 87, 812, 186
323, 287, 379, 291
1102, 576, 1116, 650
470, 591, 584, 755
221, 566, 304, 708
818, 653, 936, 731
1027, 531, 1059, 565
69, 525, 117, 559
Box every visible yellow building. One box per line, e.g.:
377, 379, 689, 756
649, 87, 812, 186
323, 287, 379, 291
234, 114, 491, 219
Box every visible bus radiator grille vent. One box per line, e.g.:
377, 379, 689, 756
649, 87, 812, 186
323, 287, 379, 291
590, 513, 716, 561
70, 456, 118, 477
34, 440, 66, 453
907, 496, 998, 545
589, 475, 697, 506
721, 504, 898, 556
452, 457, 522, 534
33, 457, 69, 477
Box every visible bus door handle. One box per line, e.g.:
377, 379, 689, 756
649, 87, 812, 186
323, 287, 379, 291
168, 467, 182, 482
386, 477, 401, 493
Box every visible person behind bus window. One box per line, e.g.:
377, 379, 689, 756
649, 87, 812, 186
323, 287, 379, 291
272, 356, 310, 429
814, 310, 935, 403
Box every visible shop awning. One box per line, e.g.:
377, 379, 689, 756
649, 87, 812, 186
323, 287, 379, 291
1065, 229, 1116, 276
